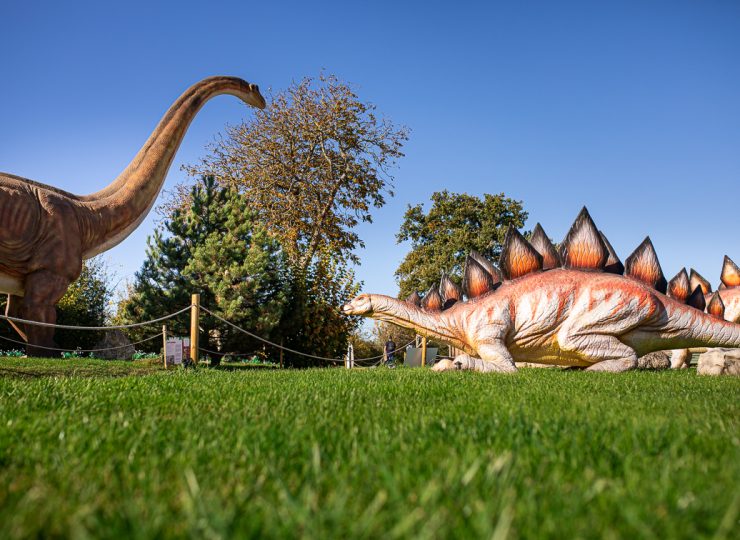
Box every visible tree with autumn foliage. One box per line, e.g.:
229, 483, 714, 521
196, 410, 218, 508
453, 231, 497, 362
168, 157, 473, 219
182, 73, 408, 271
177, 74, 408, 364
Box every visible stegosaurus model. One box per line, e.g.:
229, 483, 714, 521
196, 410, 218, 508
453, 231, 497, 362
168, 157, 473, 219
342, 208, 740, 373
669, 257, 740, 368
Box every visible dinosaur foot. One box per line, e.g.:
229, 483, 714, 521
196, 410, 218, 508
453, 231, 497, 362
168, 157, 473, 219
431, 359, 456, 372
669, 349, 691, 369
431, 354, 506, 373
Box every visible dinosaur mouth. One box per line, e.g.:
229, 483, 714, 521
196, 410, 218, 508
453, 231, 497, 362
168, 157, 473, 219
341, 297, 373, 315
341, 304, 366, 315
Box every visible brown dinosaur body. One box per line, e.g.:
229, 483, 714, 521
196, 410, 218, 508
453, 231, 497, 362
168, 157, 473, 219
343, 208, 740, 373
0, 76, 266, 354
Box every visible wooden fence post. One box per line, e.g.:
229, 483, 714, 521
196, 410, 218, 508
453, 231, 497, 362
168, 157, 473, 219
421, 336, 427, 367
190, 293, 200, 366
280, 339, 284, 369
162, 325, 167, 367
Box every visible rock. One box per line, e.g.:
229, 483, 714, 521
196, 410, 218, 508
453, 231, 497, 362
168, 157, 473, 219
697, 348, 740, 376
637, 351, 671, 370
92, 330, 136, 360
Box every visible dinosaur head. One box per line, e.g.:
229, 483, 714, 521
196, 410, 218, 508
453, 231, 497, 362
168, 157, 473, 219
238, 81, 267, 109
342, 293, 374, 316
342, 293, 470, 351
216, 76, 267, 109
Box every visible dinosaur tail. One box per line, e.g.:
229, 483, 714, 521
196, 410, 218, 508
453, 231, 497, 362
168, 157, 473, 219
661, 301, 740, 350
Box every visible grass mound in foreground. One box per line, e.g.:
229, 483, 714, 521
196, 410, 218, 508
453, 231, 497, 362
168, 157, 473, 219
0, 358, 738, 539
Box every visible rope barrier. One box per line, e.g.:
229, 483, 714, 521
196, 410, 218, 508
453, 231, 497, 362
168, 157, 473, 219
0, 305, 191, 331
199, 306, 424, 364
0, 331, 164, 353
195, 313, 415, 364
199, 306, 344, 362
197, 347, 349, 366
0, 299, 428, 367
350, 338, 418, 363
355, 358, 384, 368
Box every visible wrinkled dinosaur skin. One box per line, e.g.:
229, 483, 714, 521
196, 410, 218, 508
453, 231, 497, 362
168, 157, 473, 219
0, 77, 265, 355
718, 289, 740, 323
343, 269, 740, 373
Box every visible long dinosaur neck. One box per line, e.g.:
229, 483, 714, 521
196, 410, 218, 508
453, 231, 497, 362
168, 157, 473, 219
369, 294, 465, 348
79, 76, 262, 258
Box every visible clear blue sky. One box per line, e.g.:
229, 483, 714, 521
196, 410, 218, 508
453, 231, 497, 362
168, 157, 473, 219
2, 0, 739, 300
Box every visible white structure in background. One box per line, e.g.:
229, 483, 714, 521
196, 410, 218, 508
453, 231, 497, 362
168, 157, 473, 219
345, 343, 355, 369
404, 347, 438, 367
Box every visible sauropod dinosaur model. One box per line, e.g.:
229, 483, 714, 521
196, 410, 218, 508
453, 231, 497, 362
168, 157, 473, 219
669, 256, 740, 368
342, 208, 740, 373
0, 76, 266, 355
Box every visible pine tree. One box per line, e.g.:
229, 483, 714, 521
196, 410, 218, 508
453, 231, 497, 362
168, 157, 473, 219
116, 177, 288, 356
172, 74, 408, 366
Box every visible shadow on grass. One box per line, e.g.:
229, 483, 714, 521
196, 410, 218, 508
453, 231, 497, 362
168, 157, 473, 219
0, 366, 44, 379
0, 358, 165, 380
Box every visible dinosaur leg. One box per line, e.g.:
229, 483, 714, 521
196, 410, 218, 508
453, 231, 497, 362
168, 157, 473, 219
20, 271, 71, 357
432, 354, 494, 372
432, 343, 517, 373
432, 355, 493, 372
586, 357, 638, 372
431, 358, 457, 371
5, 294, 27, 342
476, 343, 517, 373
670, 349, 690, 369
561, 334, 638, 372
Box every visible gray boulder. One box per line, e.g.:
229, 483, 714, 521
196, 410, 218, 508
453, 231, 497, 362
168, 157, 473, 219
637, 351, 671, 370
697, 348, 740, 376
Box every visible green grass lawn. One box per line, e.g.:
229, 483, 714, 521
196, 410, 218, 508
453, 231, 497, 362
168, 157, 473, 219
0, 358, 738, 539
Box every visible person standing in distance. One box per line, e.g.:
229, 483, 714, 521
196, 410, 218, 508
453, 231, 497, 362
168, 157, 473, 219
385, 338, 397, 368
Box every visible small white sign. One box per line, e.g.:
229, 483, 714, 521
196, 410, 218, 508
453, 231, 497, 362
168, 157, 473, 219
165, 337, 191, 366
